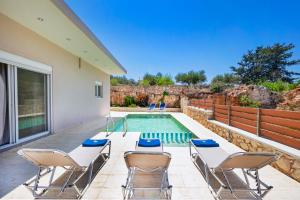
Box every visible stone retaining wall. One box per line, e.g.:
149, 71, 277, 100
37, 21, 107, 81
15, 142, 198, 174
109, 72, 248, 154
111, 85, 211, 107
184, 106, 300, 182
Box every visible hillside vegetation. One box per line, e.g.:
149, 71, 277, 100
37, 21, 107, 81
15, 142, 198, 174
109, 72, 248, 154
111, 43, 300, 110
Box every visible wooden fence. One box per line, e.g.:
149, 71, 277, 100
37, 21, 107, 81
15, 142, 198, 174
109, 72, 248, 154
190, 99, 300, 149
189, 99, 213, 110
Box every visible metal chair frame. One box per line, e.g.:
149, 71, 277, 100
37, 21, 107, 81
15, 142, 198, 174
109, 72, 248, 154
21, 141, 111, 199
122, 151, 172, 200
189, 140, 276, 200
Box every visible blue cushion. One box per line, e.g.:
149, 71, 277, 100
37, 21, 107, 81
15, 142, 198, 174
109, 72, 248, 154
191, 139, 219, 147
138, 138, 161, 147
82, 139, 108, 147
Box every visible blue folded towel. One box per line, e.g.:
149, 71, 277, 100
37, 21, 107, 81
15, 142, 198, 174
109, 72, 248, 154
138, 138, 161, 147
82, 139, 108, 147
191, 139, 219, 147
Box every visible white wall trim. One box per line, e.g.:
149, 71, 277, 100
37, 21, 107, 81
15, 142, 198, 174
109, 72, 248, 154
0, 50, 52, 74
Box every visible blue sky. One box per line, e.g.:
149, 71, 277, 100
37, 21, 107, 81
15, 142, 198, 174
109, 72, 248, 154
66, 0, 300, 82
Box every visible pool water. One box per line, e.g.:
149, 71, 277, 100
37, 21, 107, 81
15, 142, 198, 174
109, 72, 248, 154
110, 114, 197, 147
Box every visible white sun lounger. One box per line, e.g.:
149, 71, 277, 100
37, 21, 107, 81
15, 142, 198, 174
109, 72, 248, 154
122, 151, 172, 200
18, 140, 111, 199
189, 139, 277, 200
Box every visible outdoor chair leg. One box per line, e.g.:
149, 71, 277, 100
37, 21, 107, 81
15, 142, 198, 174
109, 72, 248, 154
60, 169, 75, 193
108, 141, 111, 158
254, 169, 262, 196
48, 167, 56, 186
32, 167, 43, 196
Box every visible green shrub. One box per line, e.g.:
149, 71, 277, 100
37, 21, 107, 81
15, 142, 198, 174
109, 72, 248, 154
124, 96, 135, 107
259, 80, 297, 92
163, 91, 169, 96
210, 81, 226, 93
159, 90, 169, 103
128, 103, 137, 107
157, 75, 174, 86
139, 79, 150, 87
239, 95, 261, 108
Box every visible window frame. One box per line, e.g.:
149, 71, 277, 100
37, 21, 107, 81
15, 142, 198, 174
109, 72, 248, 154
0, 50, 52, 149
95, 81, 103, 99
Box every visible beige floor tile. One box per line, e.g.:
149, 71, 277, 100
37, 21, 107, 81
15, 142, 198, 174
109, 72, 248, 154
1, 112, 300, 200
173, 187, 214, 200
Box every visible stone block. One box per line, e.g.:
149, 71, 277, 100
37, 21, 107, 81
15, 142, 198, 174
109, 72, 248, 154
276, 156, 292, 173
240, 143, 249, 151
291, 169, 300, 181
292, 160, 300, 169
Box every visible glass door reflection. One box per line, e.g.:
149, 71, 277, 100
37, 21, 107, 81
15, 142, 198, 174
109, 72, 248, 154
17, 68, 48, 139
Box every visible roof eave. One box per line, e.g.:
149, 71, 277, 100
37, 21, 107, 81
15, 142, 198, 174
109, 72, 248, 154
50, 0, 127, 74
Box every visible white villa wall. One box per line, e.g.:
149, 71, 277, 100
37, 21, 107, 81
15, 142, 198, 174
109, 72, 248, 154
0, 13, 110, 132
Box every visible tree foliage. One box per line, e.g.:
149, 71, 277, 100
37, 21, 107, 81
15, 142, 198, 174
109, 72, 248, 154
210, 73, 240, 93
110, 75, 137, 86
231, 43, 300, 84
139, 73, 174, 86
175, 70, 206, 85
142, 73, 157, 86
211, 73, 240, 85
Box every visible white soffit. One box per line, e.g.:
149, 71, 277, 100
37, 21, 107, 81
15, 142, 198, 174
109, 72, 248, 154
0, 0, 126, 75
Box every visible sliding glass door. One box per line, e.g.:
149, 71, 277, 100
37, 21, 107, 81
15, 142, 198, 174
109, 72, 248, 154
0, 62, 9, 146
0, 51, 52, 149
17, 68, 48, 139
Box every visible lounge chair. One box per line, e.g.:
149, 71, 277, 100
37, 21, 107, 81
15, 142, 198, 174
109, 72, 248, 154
189, 139, 276, 200
122, 151, 172, 200
159, 102, 166, 111
148, 103, 156, 111
135, 138, 163, 152
18, 139, 111, 199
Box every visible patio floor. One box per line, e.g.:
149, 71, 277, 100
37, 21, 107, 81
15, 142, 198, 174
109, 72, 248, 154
0, 112, 299, 199
0, 117, 107, 198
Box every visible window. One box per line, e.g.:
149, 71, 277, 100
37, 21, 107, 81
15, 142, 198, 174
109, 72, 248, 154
17, 68, 48, 139
95, 81, 103, 98
0, 50, 52, 149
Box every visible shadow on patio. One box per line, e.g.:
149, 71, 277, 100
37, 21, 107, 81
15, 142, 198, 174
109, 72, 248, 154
0, 118, 107, 198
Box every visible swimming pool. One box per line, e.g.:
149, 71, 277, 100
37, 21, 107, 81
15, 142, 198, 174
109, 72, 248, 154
109, 114, 197, 147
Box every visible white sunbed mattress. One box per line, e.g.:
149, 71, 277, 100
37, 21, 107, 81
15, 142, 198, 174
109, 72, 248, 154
195, 146, 229, 169
69, 144, 107, 167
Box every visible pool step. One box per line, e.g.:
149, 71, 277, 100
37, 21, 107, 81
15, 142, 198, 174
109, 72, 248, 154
140, 132, 194, 144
